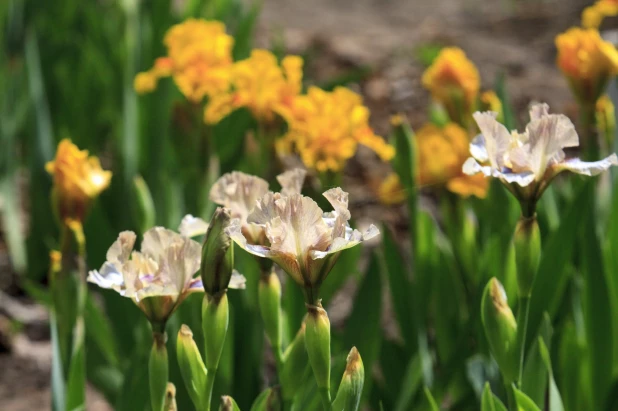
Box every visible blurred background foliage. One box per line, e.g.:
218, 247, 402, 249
2, 0, 618, 410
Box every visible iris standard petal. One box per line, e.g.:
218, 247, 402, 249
179, 214, 209, 237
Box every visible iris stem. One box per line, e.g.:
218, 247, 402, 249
204, 367, 217, 411
516, 296, 531, 385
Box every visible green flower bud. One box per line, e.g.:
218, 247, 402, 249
304, 302, 331, 407
219, 395, 240, 411
202, 292, 229, 371
219, 396, 241, 411
250, 386, 282, 411
149, 332, 169, 411
259, 269, 283, 357
481, 278, 519, 383
177, 325, 207, 410
164, 383, 177, 411
133, 175, 156, 235
513, 216, 541, 298
201, 208, 234, 296
280, 324, 308, 400
332, 347, 365, 411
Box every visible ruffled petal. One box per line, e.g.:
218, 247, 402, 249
469, 134, 489, 163
463, 157, 493, 177
472, 111, 511, 169
87, 263, 125, 292
552, 153, 618, 176
178, 214, 209, 237
106, 231, 136, 266
141, 227, 180, 261
209, 171, 269, 222
277, 168, 307, 196
228, 270, 247, 289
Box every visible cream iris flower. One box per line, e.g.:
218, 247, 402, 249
88, 227, 203, 327
180, 169, 307, 245
226, 187, 378, 302
463, 103, 618, 212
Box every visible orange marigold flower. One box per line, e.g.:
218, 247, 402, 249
416, 123, 488, 198
204, 49, 303, 124
277, 86, 395, 173
422, 47, 480, 124
556, 27, 618, 105
46, 139, 112, 221
135, 19, 234, 102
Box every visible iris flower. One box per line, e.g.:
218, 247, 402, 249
463, 103, 618, 214
226, 187, 378, 302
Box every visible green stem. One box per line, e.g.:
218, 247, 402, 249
204, 367, 217, 411
149, 332, 168, 411
517, 296, 531, 385
318, 387, 332, 411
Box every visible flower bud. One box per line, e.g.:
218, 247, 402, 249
280, 324, 308, 400
202, 292, 229, 371
133, 175, 156, 235
332, 347, 365, 411
304, 302, 331, 405
201, 208, 234, 296
513, 216, 541, 298
149, 332, 169, 411
219, 396, 240, 411
259, 269, 283, 355
481, 278, 518, 383
250, 386, 282, 411
177, 325, 207, 409
164, 383, 177, 411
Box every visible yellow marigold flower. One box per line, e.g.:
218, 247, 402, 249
277, 86, 395, 173
135, 19, 233, 102
377, 173, 406, 205
582, 0, 618, 28
46, 139, 112, 221
422, 47, 480, 124
416, 123, 488, 198
205, 50, 303, 124
556, 27, 618, 105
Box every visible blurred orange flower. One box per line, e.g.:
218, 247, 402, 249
416, 123, 487, 198
556, 27, 618, 105
422, 47, 480, 124
204, 49, 303, 124
134, 19, 234, 102
46, 139, 112, 221
377, 173, 407, 205
277, 86, 395, 172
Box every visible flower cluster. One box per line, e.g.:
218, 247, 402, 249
417, 123, 488, 198
276, 86, 395, 172
46, 139, 112, 222
555, 27, 618, 105
204, 49, 303, 124
463, 103, 618, 214
134, 19, 234, 102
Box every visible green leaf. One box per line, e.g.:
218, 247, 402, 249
514, 387, 541, 411
521, 313, 552, 408
393, 355, 423, 411
232, 0, 261, 60
343, 251, 382, 400
538, 338, 565, 411
66, 318, 86, 411
381, 226, 415, 350
50, 311, 66, 411
581, 186, 613, 409
527, 180, 592, 349
423, 387, 440, 411
481, 382, 507, 411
